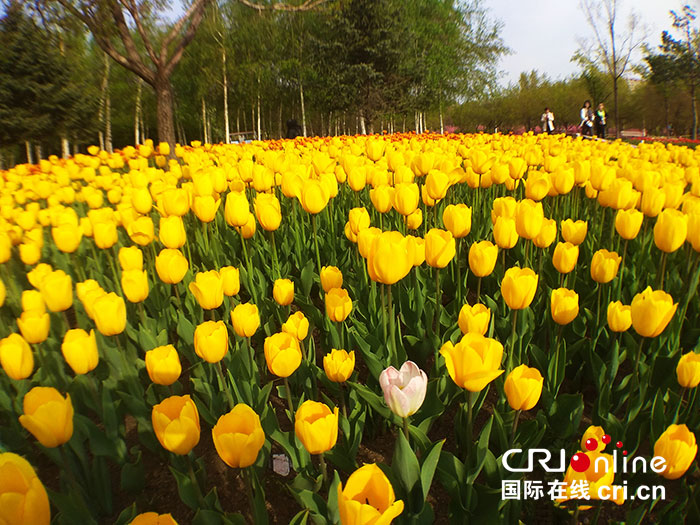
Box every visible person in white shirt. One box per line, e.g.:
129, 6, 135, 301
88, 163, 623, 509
580, 100, 594, 137
541, 107, 555, 134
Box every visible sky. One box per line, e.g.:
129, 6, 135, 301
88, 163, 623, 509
486, 0, 698, 86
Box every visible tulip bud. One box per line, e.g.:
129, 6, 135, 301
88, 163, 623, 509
502, 267, 538, 310
615, 209, 644, 240
122, 269, 149, 303
533, 218, 557, 248
379, 361, 428, 418
504, 364, 544, 410
230, 302, 260, 338
515, 199, 544, 240
61, 329, 99, 375
159, 215, 186, 249
273, 278, 294, 306
369, 185, 393, 213
590, 249, 621, 283
320, 266, 343, 293
653, 424, 697, 480
561, 219, 588, 245
550, 288, 579, 325
424, 228, 456, 268
17, 310, 50, 344
145, 345, 182, 385
130, 512, 178, 525
119, 246, 143, 271
676, 352, 700, 388
458, 303, 491, 335
212, 403, 265, 468
93, 221, 118, 249
188, 270, 224, 310
93, 293, 127, 336
127, 216, 155, 246
152, 395, 200, 455
0, 333, 34, 380
654, 209, 688, 253
51, 223, 82, 253
406, 208, 422, 230
194, 320, 229, 363
37, 272, 72, 315
19, 242, 41, 265
224, 191, 250, 227
282, 311, 309, 341
21, 290, 45, 313
220, 266, 240, 296
325, 287, 352, 322
162, 188, 190, 217
254, 194, 282, 231
631, 287, 677, 338
607, 301, 632, 332
0, 452, 51, 525
323, 349, 355, 383
300, 179, 330, 214
468, 241, 498, 277
263, 332, 302, 377
295, 400, 339, 455
155, 248, 189, 284
348, 207, 371, 235
493, 216, 519, 249
19, 387, 73, 447
552, 242, 579, 274
392, 183, 420, 216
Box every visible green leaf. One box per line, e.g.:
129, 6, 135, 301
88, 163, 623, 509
419, 439, 444, 501
392, 430, 421, 494
169, 465, 202, 511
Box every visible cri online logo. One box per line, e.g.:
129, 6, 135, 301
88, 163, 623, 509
503, 431, 668, 475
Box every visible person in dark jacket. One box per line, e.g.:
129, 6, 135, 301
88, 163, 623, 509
286, 119, 303, 139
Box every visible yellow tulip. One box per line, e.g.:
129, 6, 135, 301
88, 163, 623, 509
614, 209, 644, 240
493, 216, 518, 249
127, 216, 155, 246
119, 246, 143, 271
590, 249, 621, 284
19, 387, 73, 447
369, 185, 394, 213
230, 302, 260, 338
273, 278, 294, 306
533, 218, 557, 248
630, 287, 677, 338
0, 452, 51, 525
321, 266, 343, 293
264, 332, 302, 377
654, 209, 688, 253
19, 242, 41, 265
515, 199, 544, 239
145, 345, 182, 385
0, 333, 34, 380
550, 288, 579, 325
282, 311, 309, 341
212, 403, 265, 469
337, 464, 404, 525
676, 352, 700, 388
21, 289, 44, 313
300, 178, 330, 214
254, 193, 282, 231
194, 321, 229, 363
162, 188, 190, 217
392, 183, 420, 216
188, 270, 224, 310
93, 293, 127, 336
39, 270, 73, 312
468, 241, 498, 277
224, 191, 250, 228
607, 301, 632, 332
121, 269, 149, 303
17, 310, 50, 344
561, 219, 587, 245
425, 170, 450, 200
458, 303, 491, 335
424, 228, 456, 268
155, 248, 189, 284
151, 395, 200, 455
653, 424, 697, 480
93, 221, 118, 249
348, 207, 371, 235
406, 208, 422, 230
295, 400, 339, 455
552, 242, 578, 274
326, 287, 352, 322
220, 266, 240, 296
159, 215, 186, 249
323, 349, 355, 382
440, 333, 504, 391
504, 364, 544, 410
501, 267, 538, 310
367, 231, 414, 285
61, 329, 99, 375
51, 223, 82, 253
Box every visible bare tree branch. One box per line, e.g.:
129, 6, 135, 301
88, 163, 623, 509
236, 0, 328, 12
121, 0, 158, 65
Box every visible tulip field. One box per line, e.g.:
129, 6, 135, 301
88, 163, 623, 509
1, 132, 699, 524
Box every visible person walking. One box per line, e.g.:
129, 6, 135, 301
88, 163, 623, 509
541, 107, 555, 134
580, 100, 594, 137
594, 103, 607, 139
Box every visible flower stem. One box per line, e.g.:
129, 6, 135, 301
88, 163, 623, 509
186, 454, 206, 507
673, 388, 686, 423
507, 309, 518, 373
633, 337, 645, 389
510, 409, 521, 448
402, 417, 410, 441
312, 214, 321, 276
657, 252, 668, 289
216, 361, 235, 410
388, 284, 396, 366
318, 453, 328, 486
283, 376, 295, 421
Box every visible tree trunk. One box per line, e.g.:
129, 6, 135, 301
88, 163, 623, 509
201, 97, 208, 143
257, 89, 262, 140
251, 105, 255, 139
25, 141, 33, 164
222, 48, 230, 144
300, 81, 307, 137
135, 79, 143, 145
155, 79, 177, 148
105, 87, 112, 153
97, 53, 110, 151
359, 110, 366, 135
278, 103, 283, 138
236, 107, 240, 134
61, 137, 70, 159
403, 115, 406, 133
665, 97, 670, 137
692, 83, 697, 140
35, 144, 42, 161
613, 77, 620, 139
440, 104, 444, 134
